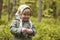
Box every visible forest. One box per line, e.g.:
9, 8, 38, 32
0, 0, 60, 40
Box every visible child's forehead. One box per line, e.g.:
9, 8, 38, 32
23, 9, 31, 12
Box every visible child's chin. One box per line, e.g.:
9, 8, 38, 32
23, 19, 29, 22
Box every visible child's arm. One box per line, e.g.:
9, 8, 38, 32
10, 20, 22, 35
31, 25, 36, 36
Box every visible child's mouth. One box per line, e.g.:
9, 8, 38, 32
23, 17, 29, 19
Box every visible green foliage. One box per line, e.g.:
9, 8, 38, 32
43, 8, 53, 17
0, 13, 13, 40
31, 17, 60, 40
0, 14, 60, 40
0, 0, 60, 40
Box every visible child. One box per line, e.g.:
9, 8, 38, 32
10, 4, 36, 40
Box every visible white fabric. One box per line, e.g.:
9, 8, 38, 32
15, 11, 20, 19
18, 4, 30, 14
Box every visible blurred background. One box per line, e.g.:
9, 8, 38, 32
0, 0, 60, 40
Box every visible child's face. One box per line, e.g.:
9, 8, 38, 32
21, 9, 31, 22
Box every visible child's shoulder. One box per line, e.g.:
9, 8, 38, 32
11, 19, 20, 23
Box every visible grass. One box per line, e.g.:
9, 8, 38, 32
30, 16, 60, 40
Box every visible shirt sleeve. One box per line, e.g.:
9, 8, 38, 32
10, 20, 22, 35
31, 25, 36, 36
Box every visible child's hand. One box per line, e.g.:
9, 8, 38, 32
26, 29, 33, 34
22, 28, 27, 33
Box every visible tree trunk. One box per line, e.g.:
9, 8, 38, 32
0, 0, 3, 19
52, 1, 56, 18
11, 0, 16, 19
38, 0, 42, 22
8, 0, 11, 21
